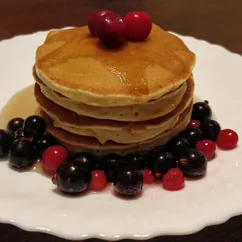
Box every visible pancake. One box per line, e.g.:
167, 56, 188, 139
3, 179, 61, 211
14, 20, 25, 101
34, 77, 194, 144
35, 24, 196, 107
34, 68, 188, 122
37, 102, 192, 156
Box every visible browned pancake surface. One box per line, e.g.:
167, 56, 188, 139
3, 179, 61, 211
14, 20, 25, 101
34, 77, 194, 130
38, 102, 192, 155
35, 25, 195, 106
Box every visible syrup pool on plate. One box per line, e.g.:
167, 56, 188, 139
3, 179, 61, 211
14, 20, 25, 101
0, 85, 47, 175
0, 85, 37, 129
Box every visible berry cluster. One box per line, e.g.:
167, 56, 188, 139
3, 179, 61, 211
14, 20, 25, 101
0, 100, 239, 198
88, 10, 152, 47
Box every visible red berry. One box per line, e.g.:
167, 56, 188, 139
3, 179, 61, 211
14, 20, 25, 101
188, 120, 201, 129
196, 139, 216, 160
95, 13, 126, 47
217, 129, 239, 150
43, 146, 68, 174
91, 170, 107, 191
162, 168, 184, 191
142, 169, 155, 184
124, 11, 152, 41
88, 9, 113, 36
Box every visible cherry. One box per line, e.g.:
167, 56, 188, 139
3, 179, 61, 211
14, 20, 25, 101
188, 120, 201, 129
43, 146, 68, 174
217, 129, 239, 150
91, 170, 107, 191
124, 11, 152, 41
162, 168, 184, 191
196, 139, 216, 160
142, 169, 155, 184
95, 12, 126, 47
88, 9, 113, 36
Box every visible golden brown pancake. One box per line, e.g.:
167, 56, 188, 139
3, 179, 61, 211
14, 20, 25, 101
33, 24, 196, 155
37, 102, 192, 156
34, 68, 188, 122
34, 77, 194, 144
35, 24, 195, 107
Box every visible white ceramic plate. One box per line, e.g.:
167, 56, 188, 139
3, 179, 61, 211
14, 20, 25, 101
0, 30, 242, 241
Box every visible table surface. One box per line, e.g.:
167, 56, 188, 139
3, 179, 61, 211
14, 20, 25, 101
0, 0, 242, 241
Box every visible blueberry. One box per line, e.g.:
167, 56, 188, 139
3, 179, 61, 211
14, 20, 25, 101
151, 152, 177, 180
56, 161, 91, 194
14, 127, 25, 140
114, 168, 143, 196
200, 119, 221, 141
165, 135, 191, 158
37, 135, 57, 156
180, 128, 204, 147
178, 149, 207, 177
9, 138, 37, 168
191, 101, 212, 122
24, 115, 46, 139
7, 118, 24, 135
126, 154, 146, 170
101, 154, 126, 182
72, 152, 96, 172
0, 130, 13, 157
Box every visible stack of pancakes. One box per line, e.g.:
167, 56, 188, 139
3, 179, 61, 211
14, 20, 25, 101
33, 24, 196, 156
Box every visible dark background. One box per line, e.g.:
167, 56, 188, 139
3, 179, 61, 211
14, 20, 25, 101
0, 0, 242, 241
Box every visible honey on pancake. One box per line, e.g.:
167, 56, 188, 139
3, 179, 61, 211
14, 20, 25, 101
36, 25, 195, 107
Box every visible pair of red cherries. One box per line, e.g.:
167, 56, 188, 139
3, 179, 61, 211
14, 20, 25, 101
88, 10, 152, 47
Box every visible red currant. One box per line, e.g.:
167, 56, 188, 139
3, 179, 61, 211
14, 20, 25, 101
91, 170, 107, 191
142, 169, 155, 184
217, 129, 239, 150
162, 168, 184, 191
124, 11, 152, 41
88, 9, 113, 36
95, 13, 126, 47
196, 139, 216, 160
188, 120, 201, 129
43, 146, 68, 174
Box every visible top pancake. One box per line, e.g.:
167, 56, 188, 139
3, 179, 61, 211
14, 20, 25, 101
35, 24, 195, 107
